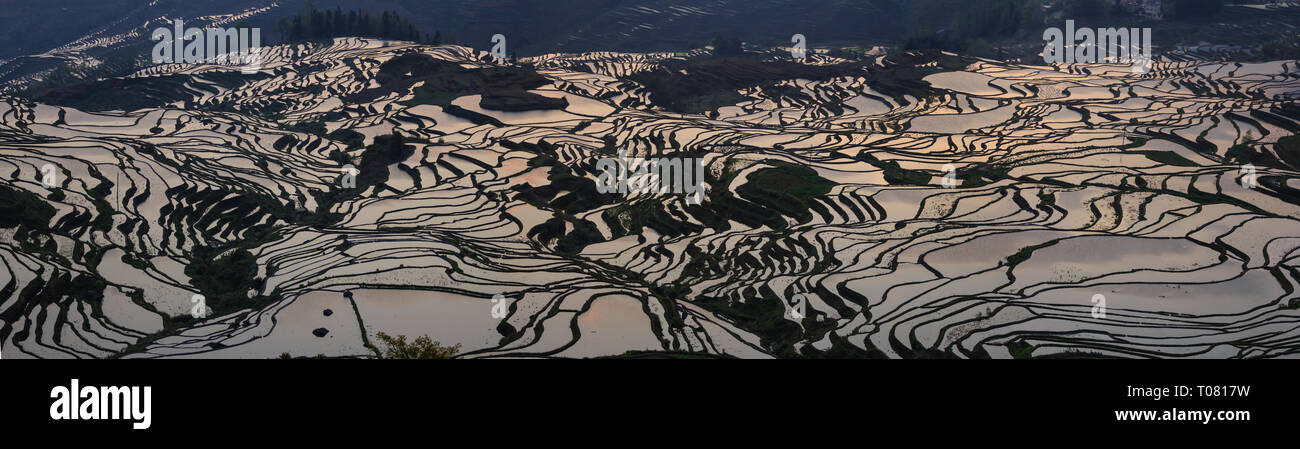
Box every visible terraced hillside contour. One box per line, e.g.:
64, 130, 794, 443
3, 37, 1300, 358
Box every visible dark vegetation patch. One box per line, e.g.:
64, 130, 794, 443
956, 163, 1011, 188
34, 70, 273, 112
297, 133, 416, 230
677, 158, 837, 232
327, 128, 366, 150
183, 246, 264, 318
1004, 240, 1060, 269
529, 216, 606, 255
281, 119, 328, 136
854, 152, 933, 186
278, 118, 365, 158
441, 104, 506, 126
0, 184, 56, 235
1273, 133, 1300, 169
1243, 133, 1300, 208
356, 133, 415, 189
348, 53, 566, 112
734, 161, 836, 223
1223, 131, 1291, 171
627, 58, 864, 114
866, 51, 972, 102
602, 201, 704, 239
1138, 150, 1198, 167
478, 89, 568, 111
35, 75, 196, 112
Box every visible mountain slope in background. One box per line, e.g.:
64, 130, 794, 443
0, 0, 911, 88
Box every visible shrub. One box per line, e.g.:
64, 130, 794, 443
373, 332, 461, 359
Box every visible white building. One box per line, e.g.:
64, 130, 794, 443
1117, 0, 1163, 20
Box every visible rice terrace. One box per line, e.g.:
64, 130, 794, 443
3, 0, 1300, 361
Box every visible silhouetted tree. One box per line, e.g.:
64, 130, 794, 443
279, 6, 428, 43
